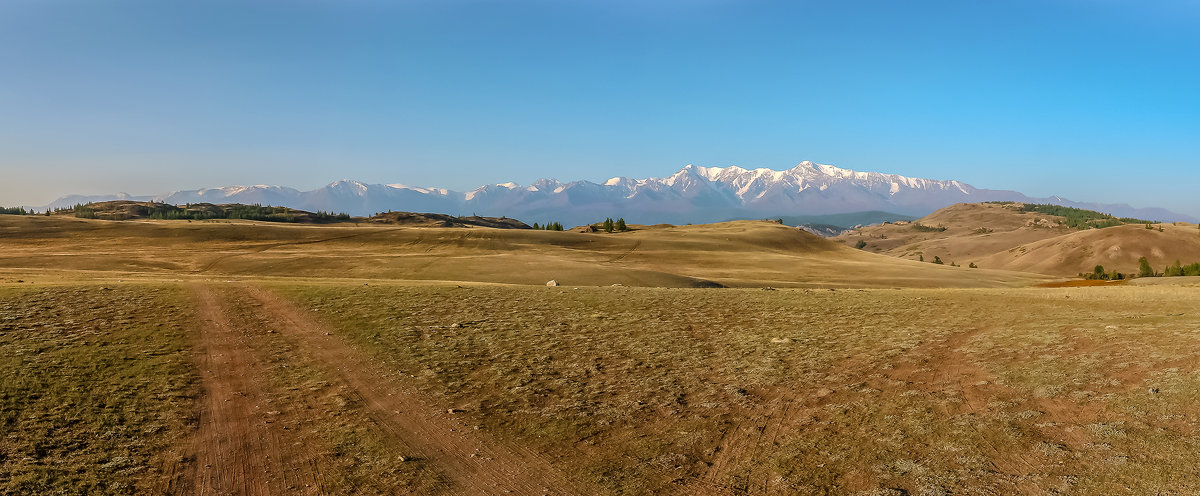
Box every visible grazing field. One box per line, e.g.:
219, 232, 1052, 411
1, 217, 1198, 494
0, 215, 1048, 288
0, 284, 196, 494
271, 283, 1200, 494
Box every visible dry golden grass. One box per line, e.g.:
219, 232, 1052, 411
0, 215, 1048, 288
2, 216, 1197, 494
270, 282, 1200, 495
835, 203, 1200, 276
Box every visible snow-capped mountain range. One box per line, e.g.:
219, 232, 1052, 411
40, 162, 1195, 226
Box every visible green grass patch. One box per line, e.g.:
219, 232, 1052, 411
0, 284, 197, 494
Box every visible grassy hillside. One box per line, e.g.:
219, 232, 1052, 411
836, 202, 1196, 276
0, 215, 1047, 288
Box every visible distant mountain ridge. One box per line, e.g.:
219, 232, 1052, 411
38, 162, 1196, 226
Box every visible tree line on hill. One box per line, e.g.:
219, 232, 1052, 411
1085, 257, 1200, 280
987, 202, 1152, 229
47, 202, 352, 223
531, 221, 564, 231
147, 204, 350, 222
600, 218, 628, 232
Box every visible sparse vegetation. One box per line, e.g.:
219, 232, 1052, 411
534, 221, 564, 231
269, 283, 1200, 494
60, 203, 98, 218
932, 256, 943, 264
0, 285, 197, 494
1082, 264, 1125, 280
1018, 203, 1149, 229
4, 214, 1200, 494
855, 239, 867, 249
911, 223, 948, 232
599, 217, 630, 233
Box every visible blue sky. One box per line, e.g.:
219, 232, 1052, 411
1, 0, 1198, 214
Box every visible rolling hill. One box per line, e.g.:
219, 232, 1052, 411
835, 202, 1200, 276
0, 215, 1047, 288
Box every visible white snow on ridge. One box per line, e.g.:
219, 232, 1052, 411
39, 160, 1194, 224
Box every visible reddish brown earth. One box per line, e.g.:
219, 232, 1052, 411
184, 284, 326, 495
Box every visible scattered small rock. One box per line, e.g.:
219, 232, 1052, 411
545, 280, 559, 287
1149, 387, 1160, 394
770, 337, 794, 344
761, 287, 776, 291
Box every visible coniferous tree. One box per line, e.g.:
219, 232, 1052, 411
1138, 257, 1154, 278
615, 218, 627, 231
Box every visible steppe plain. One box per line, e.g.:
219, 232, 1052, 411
2, 211, 1199, 495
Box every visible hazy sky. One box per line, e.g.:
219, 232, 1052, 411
2, 0, 1198, 213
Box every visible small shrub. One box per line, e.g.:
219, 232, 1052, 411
912, 223, 948, 233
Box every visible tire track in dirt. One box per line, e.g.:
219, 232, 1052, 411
185, 283, 325, 496
238, 284, 585, 496
604, 240, 642, 264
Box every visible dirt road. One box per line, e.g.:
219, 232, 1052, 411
182, 282, 581, 495
184, 283, 325, 495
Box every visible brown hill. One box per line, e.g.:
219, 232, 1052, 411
977, 223, 1200, 276
50, 201, 531, 229
54, 200, 351, 223
366, 211, 529, 229
835, 202, 1199, 276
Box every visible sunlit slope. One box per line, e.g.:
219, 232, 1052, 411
976, 223, 1200, 276
0, 216, 1048, 287
834, 202, 1077, 264
836, 202, 1199, 276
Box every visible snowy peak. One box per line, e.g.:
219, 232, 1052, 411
38, 161, 1196, 226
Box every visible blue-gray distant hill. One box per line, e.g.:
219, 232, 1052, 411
37, 162, 1197, 227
